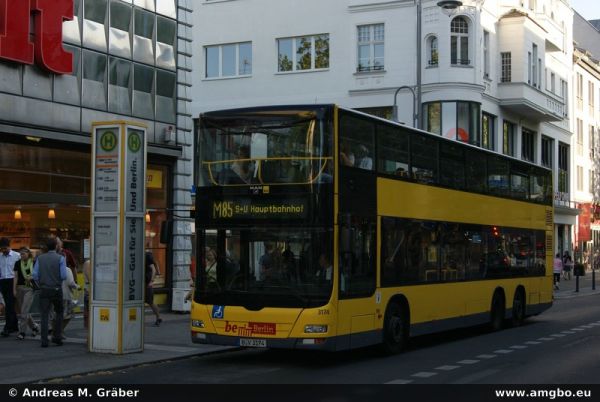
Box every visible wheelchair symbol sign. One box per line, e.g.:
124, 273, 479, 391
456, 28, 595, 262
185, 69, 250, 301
212, 305, 224, 319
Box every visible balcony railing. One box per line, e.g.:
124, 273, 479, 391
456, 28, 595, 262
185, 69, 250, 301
554, 191, 579, 210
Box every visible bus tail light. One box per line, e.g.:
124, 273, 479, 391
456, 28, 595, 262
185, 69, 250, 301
192, 320, 205, 328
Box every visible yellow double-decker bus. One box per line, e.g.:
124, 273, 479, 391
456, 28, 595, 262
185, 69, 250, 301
191, 105, 553, 353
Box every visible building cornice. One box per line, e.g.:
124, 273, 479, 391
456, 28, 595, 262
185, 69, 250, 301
348, 0, 412, 13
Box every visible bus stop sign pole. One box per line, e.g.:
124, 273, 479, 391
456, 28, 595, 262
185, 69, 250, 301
89, 121, 147, 354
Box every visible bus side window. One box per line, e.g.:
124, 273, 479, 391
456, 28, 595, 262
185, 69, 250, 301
339, 111, 375, 171
339, 216, 376, 299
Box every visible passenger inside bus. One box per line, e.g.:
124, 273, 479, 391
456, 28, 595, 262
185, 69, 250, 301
218, 145, 255, 184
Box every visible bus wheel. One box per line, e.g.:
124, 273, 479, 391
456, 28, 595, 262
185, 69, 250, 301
381, 302, 408, 354
490, 293, 505, 331
511, 289, 526, 327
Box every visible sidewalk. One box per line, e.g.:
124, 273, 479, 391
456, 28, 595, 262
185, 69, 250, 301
553, 270, 600, 300
0, 311, 234, 384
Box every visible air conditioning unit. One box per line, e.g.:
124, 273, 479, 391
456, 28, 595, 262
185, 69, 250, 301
172, 288, 191, 312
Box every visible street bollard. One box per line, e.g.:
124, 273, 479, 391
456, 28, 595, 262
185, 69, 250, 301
593, 269, 596, 291
576, 274, 580, 292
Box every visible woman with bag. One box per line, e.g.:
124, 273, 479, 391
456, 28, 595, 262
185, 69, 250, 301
562, 251, 573, 280
12, 247, 40, 340
60, 265, 80, 338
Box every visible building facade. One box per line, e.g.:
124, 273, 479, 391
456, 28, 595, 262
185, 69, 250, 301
192, 0, 576, 254
572, 13, 600, 264
0, 0, 194, 307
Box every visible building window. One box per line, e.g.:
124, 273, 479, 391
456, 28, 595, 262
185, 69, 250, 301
423, 101, 480, 145
561, 79, 569, 116
482, 112, 495, 150
483, 30, 490, 78
501, 52, 511, 82
590, 81, 595, 116
591, 125, 596, 159
531, 44, 539, 88
590, 169, 595, 194
503, 121, 516, 157
550, 72, 555, 93
522, 128, 535, 162
205, 42, 253, 78
427, 36, 438, 67
108, 57, 132, 115
558, 142, 569, 193
541, 136, 553, 168
576, 72, 583, 111
277, 34, 329, 72
577, 166, 583, 192
357, 24, 384, 72
450, 16, 469, 65
577, 118, 583, 156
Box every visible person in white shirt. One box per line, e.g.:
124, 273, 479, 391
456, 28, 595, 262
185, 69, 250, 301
0, 237, 20, 336
357, 145, 373, 170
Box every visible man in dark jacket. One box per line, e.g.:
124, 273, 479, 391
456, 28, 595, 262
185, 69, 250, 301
33, 237, 66, 347
0, 237, 19, 336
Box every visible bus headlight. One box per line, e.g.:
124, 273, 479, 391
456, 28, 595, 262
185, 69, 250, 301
192, 320, 205, 328
304, 325, 328, 333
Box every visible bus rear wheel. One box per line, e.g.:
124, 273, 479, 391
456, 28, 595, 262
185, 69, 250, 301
381, 302, 408, 354
490, 293, 505, 331
511, 290, 526, 327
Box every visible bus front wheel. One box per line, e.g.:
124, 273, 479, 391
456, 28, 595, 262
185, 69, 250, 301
381, 302, 409, 354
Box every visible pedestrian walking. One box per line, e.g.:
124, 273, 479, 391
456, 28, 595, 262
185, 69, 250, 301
0, 237, 20, 336
33, 237, 66, 347
13, 247, 40, 339
562, 251, 573, 280
145, 250, 162, 326
553, 253, 563, 290
60, 265, 80, 338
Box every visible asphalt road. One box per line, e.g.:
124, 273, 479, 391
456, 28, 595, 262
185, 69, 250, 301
60, 293, 600, 384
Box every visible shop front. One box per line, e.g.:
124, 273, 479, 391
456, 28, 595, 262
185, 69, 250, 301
0, 136, 176, 304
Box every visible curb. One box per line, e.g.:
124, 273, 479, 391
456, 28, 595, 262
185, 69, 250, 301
32, 345, 241, 384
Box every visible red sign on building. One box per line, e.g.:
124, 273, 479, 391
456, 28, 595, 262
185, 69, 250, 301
0, 0, 73, 74
577, 203, 592, 242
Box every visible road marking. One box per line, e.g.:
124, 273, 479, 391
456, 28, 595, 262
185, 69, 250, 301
561, 331, 575, 334
510, 345, 527, 349
493, 349, 514, 354
550, 334, 566, 337
435, 365, 460, 371
571, 328, 585, 331
476, 354, 497, 359
385, 379, 414, 384
538, 337, 554, 341
450, 368, 501, 384
525, 341, 541, 345
457, 359, 479, 364
582, 325, 594, 329
412, 372, 438, 378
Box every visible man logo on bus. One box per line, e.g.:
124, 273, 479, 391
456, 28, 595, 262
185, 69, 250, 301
100, 131, 117, 152
212, 305, 224, 319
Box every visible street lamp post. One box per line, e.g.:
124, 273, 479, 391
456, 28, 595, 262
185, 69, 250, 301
393, 0, 463, 128
392, 86, 417, 127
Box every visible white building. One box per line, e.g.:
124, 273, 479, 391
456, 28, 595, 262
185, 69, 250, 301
192, 0, 576, 252
572, 13, 600, 260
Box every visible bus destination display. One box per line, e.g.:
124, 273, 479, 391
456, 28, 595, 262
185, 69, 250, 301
211, 198, 308, 220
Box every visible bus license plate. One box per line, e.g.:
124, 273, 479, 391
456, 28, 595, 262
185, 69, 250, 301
240, 338, 267, 348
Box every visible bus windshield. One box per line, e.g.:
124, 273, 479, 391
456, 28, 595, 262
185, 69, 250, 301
199, 108, 332, 186
196, 227, 334, 309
